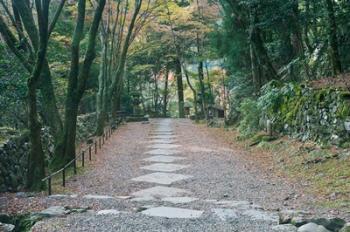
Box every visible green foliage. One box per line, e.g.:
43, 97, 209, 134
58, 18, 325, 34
0, 45, 28, 128
238, 99, 262, 137
258, 81, 300, 128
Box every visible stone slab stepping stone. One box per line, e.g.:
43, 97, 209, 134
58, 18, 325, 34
149, 135, 177, 139
154, 127, 172, 131
83, 194, 114, 200
162, 197, 198, 204
131, 196, 156, 202
242, 209, 279, 222
115, 196, 132, 200
141, 163, 189, 172
49, 194, 78, 199
150, 134, 174, 137
143, 155, 186, 163
148, 144, 181, 149
150, 131, 173, 134
153, 128, 172, 130
97, 209, 120, 215
145, 149, 180, 155
152, 129, 172, 132
211, 200, 252, 210
272, 224, 298, 232
212, 208, 239, 221
141, 207, 203, 219
132, 172, 191, 185
149, 139, 177, 144
132, 186, 191, 198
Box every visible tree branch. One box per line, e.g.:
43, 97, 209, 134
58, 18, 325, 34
48, 0, 66, 37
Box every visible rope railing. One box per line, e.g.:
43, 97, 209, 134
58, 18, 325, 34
41, 125, 116, 195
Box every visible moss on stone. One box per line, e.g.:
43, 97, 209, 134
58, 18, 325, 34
250, 133, 278, 146
258, 82, 350, 146
336, 102, 350, 119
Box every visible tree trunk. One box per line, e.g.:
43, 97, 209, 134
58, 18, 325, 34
175, 59, 185, 118
11, 0, 63, 139
162, 68, 169, 117
325, 0, 342, 75
96, 33, 108, 136
53, 0, 106, 167
27, 83, 46, 190
111, 62, 125, 117
205, 62, 213, 104
249, 7, 277, 84
154, 73, 159, 115
58, 98, 79, 165
26, 0, 50, 191
195, 1, 207, 119
198, 60, 207, 119
250, 42, 262, 91
110, 0, 142, 119
39, 61, 63, 140
184, 67, 198, 122
290, 0, 310, 80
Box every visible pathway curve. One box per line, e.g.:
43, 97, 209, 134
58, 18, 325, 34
28, 119, 324, 231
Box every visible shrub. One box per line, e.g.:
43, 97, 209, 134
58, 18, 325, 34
238, 99, 262, 137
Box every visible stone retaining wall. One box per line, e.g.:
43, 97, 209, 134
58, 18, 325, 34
0, 113, 97, 192
259, 83, 350, 146
0, 133, 29, 192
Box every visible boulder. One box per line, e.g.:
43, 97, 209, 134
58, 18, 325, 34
0, 222, 15, 232
311, 218, 346, 231
67, 207, 90, 213
297, 223, 331, 232
272, 224, 298, 232
291, 214, 311, 227
340, 223, 350, 232
38, 206, 68, 218
279, 210, 309, 225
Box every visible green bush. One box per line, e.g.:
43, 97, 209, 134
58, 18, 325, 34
238, 99, 262, 137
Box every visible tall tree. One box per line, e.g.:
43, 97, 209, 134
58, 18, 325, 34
325, 0, 342, 75
162, 66, 169, 116
110, 0, 143, 119
54, 0, 106, 166
26, 0, 51, 190
175, 58, 185, 118
0, 0, 67, 190
0, 0, 64, 141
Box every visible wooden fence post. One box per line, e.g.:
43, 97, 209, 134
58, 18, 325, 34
73, 159, 77, 174
82, 151, 85, 167
62, 169, 66, 187
48, 177, 52, 195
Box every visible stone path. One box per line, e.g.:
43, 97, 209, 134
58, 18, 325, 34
28, 119, 327, 231
130, 120, 202, 219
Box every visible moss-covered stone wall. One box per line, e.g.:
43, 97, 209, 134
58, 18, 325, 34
262, 83, 350, 146
0, 113, 97, 192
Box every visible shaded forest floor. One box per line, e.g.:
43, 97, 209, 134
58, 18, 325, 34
208, 124, 350, 219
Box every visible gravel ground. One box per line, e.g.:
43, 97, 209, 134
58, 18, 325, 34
1, 119, 344, 231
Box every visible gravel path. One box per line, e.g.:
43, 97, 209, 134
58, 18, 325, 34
3, 119, 341, 231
